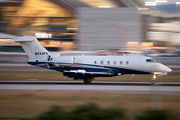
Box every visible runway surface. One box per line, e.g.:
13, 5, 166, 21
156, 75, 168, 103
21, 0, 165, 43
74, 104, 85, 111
0, 81, 180, 95
0, 63, 51, 71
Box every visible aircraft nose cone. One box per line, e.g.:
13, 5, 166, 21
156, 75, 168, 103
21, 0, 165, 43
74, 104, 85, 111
160, 64, 172, 72
167, 67, 172, 72
163, 65, 172, 72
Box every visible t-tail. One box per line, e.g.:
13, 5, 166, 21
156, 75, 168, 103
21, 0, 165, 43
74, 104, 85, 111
11, 36, 49, 59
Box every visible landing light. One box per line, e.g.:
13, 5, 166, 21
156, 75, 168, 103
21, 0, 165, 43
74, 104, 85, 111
153, 75, 156, 79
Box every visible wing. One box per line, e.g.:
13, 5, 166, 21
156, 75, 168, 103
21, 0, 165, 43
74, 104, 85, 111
54, 64, 121, 80
62, 70, 121, 80
64, 70, 112, 75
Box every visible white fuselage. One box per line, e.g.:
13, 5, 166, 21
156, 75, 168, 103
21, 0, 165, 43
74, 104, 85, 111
28, 55, 172, 75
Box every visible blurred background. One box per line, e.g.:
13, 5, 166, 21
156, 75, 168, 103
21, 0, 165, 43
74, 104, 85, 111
0, 0, 180, 53
1, 0, 180, 119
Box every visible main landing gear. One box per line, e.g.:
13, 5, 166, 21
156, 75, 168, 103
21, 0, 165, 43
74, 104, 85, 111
83, 78, 92, 83
151, 74, 156, 84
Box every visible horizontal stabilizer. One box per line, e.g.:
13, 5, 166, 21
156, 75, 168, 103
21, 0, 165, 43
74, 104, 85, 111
11, 36, 35, 42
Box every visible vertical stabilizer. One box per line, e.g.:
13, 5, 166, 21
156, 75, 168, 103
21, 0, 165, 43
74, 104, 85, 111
11, 36, 49, 59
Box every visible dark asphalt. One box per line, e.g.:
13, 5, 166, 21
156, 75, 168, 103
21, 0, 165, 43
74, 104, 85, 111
0, 81, 180, 86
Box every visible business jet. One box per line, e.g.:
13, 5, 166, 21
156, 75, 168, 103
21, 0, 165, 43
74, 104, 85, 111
11, 36, 172, 84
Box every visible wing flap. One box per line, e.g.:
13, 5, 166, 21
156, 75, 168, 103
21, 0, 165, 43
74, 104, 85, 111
64, 70, 112, 75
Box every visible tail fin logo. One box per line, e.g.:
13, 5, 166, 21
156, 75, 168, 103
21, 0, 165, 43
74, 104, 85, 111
35, 52, 48, 55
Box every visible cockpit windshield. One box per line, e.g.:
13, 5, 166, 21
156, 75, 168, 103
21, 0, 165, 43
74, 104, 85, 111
146, 59, 159, 63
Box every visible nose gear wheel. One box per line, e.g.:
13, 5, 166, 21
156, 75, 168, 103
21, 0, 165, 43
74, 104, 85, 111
151, 80, 155, 84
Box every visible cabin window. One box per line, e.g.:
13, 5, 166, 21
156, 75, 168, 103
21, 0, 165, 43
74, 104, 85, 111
94, 61, 97, 64
107, 61, 110, 65
126, 61, 129, 65
114, 61, 116, 65
101, 61, 103, 64
36, 60, 38, 62
120, 61, 122, 65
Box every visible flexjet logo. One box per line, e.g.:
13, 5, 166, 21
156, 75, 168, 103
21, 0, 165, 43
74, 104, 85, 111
35, 52, 48, 55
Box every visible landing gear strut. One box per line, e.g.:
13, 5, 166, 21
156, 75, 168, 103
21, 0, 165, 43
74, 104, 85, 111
151, 74, 156, 84
83, 79, 92, 83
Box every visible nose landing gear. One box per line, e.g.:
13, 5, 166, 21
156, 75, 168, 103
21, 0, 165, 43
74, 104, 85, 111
151, 74, 156, 84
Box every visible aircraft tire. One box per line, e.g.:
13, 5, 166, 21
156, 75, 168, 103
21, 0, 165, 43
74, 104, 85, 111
151, 80, 155, 84
83, 79, 92, 84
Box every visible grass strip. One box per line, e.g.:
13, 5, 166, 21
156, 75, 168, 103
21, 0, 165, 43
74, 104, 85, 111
0, 91, 180, 119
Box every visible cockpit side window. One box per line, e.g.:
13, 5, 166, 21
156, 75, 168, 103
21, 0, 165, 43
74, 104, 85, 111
153, 60, 159, 63
146, 59, 152, 62
146, 59, 159, 63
